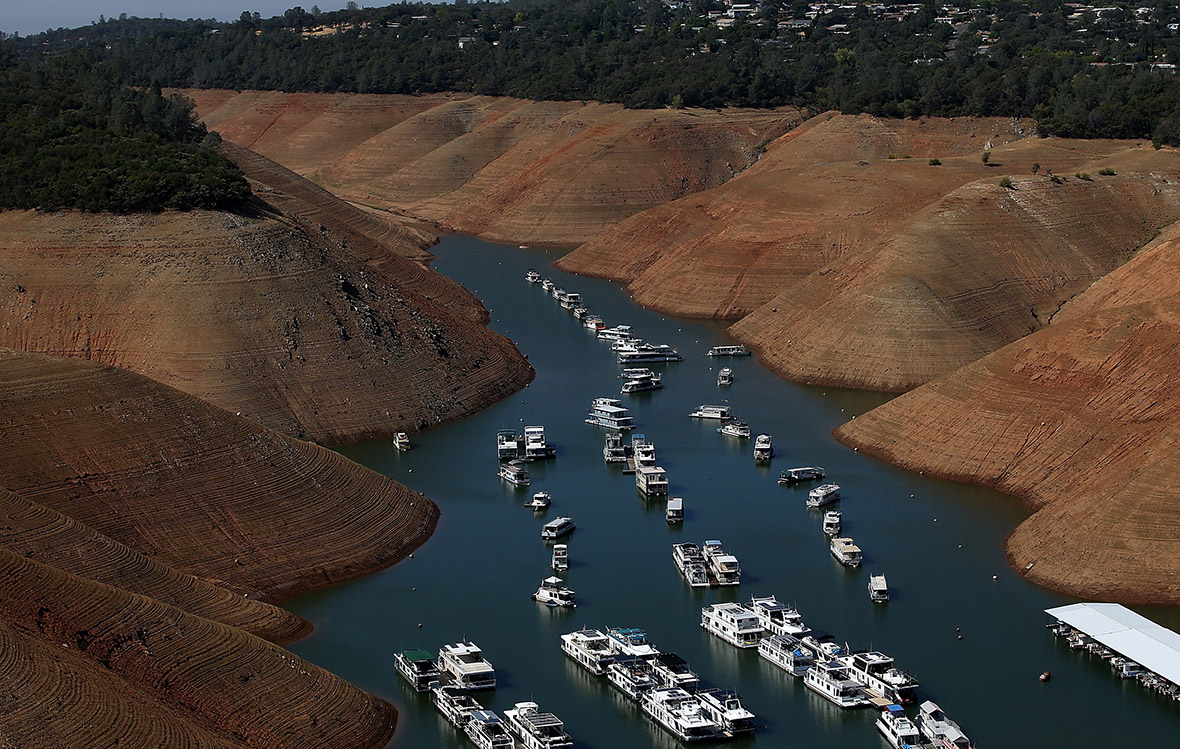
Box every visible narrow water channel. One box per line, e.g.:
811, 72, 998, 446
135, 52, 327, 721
286, 234, 1180, 748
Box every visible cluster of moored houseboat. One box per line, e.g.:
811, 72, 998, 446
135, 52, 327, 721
1048, 621, 1180, 700
561, 626, 756, 742
396, 640, 575, 748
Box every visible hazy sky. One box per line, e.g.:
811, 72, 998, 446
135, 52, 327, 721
5, 2, 360, 37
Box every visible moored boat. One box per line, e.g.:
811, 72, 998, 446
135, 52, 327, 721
915, 700, 972, 748
541, 516, 576, 541
830, 537, 863, 567
433, 684, 483, 728
503, 701, 573, 749
558, 291, 582, 309
394, 432, 410, 450
464, 709, 516, 749
499, 461, 531, 487
632, 436, 656, 466
718, 419, 751, 438
394, 648, 441, 691
607, 655, 661, 700
540, 278, 554, 291
702, 539, 741, 586
648, 652, 700, 692
840, 651, 919, 705
672, 543, 710, 587
869, 574, 889, 603
690, 404, 731, 420
636, 465, 669, 496
822, 509, 842, 536
525, 491, 551, 510
701, 602, 763, 648
616, 342, 683, 364
749, 595, 811, 637
572, 305, 589, 319
560, 628, 616, 675
706, 344, 751, 357
697, 689, 757, 736
497, 429, 520, 460
551, 543, 569, 572
807, 483, 842, 508
779, 466, 826, 484
641, 687, 719, 742
525, 269, 542, 283
585, 397, 635, 430
753, 433, 773, 462
606, 626, 661, 657
438, 641, 497, 690
620, 370, 663, 393
523, 425, 556, 459
716, 367, 733, 386
876, 704, 922, 749
665, 497, 684, 523
758, 634, 815, 676
603, 431, 627, 462
597, 324, 635, 341
533, 576, 576, 607
583, 315, 605, 330
803, 659, 869, 708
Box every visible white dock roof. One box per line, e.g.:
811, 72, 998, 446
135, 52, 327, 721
1045, 603, 1180, 685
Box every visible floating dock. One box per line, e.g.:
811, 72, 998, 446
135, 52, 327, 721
1046, 602, 1180, 694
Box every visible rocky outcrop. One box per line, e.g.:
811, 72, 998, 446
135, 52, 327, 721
186, 90, 802, 247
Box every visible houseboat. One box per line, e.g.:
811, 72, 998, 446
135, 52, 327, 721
616, 342, 683, 364
572, 305, 589, 319
464, 709, 516, 749
540, 278, 554, 291
807, 483, 842, 508
503, 702, 574, 749
706, 344, 751, 357
716, 367, 734, 386
840, 651, 919, 705
394, 649, 441, 691
758, 634, 815, 676
689, 404, 731, 420
524, 491, 550, 510
597, 325, 635, 341
525, 269, 542, 283
603, 431, 627, 462
779, 466, 826, 484
620, 370, 663, 393
822, 510, 842, 536
558, 291, 582, 310
915, 700, 972, 749
636, 465, 669, 496
802, 632, 847, 659
607, 655, 661, 700
869, 574, 889, 603
749, 595, 811, 637
523, 425, 556, 459
673, 543, 710, 587
665, 497, 684, 523
701, 602, 764, 648
648, 652, 700, 692
432, 684, 483, 728
641, 688, 719, 742
633, 437, 656, 467
876, 704, 922, 749
803, 659, 869, 708
560, 628, 616, 675
438, 641, 496, 690
394, 432, 410, 450
702, 539, 741, 586
551, 543, 569, 572
533, 576, 576, 608
697, 689, 757, 737
830, 537, 863, 567
606, 627, 660, 657
496, 429, 520, 460
583, 315, 605, 330
550, 286, 565, 299
540, 517, 576, 541
753, 434, 773, 462
499, 461, 531, 487
718, 419, 751, 438
585, 397, 635, 430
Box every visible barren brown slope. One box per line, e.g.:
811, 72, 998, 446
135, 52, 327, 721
0, 349, 437, 603
557, 113, 1130, 318
728, 165, 1180, 392
834, 297, 1180, 604
187, 90, 801, 246
0, 203, 531, 444
0, 487, 306, 643
0, 549, 395, 748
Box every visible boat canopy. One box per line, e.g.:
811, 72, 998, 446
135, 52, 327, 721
1046, 602, 1180, 686
403, 649, 436, 662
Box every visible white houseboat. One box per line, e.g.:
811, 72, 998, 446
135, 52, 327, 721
550, 543, 568, 572
558, 291, 582, 310
394, 649, 441, 691
464, 709, 516, 749
499, 461, 531, 487
560, 628, 617, 675
503, 702, 573, 749
706, 344, 751, 357
718, 420, 751, 438
840, 651, 919, 705
597, 324, 635, 341
915, 700, 972, 749
583, 315, 605, 330
702, 540, 741, 586
876, 704, 922, 749
807, 483, 842, 508
525, 269, 542, 283
830, 537, 863, 567
697, 689, 757, 737
523, 425, 556, 459
621, 371, 663, 393
540, 278, 555, 291
497, 429, 520, 460
749, 595, 811, 637
716, 367, 734, 386
869, 574, 889, 603
606, 627, 661, 658
758, 634, 815, 676
524, 491, 550, 510
689, 404, 731, 420
585, 397, 635, 430
572, 305, 589, 319
673, 543, 710, 587
617, 342, 683, 364
550, 286, 565, 299
822, 510, 842, 536
753, 434, 773, 462
438, 641, 496, 690
533, 576, 576, 608
641, 688, 719, 742
779, 466, 826, 484
648, 652, 700, 692
636, 465, 669, 496
803, 659, 869, 708
633, 438, 656, 467
541, 517, 576, 541
607, 655, 661, 700
432, 684, 483, 728
701, 602, 764, 648
603, 431, 627, 462
394, 432, 410, 450
666, 497, 684, 523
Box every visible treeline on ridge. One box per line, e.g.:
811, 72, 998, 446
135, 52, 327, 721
15, 0, 1180, 145
0, 55, 249, 213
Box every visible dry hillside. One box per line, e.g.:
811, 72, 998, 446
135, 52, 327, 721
186, 89, 802, 246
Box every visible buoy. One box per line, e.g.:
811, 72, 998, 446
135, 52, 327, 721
412, 587, 417, 591
957, 635, 963, 640
933, 518, 938, 522
1040, 671, 1051, 682
910, 494, 914, 498
992, 575, 998, 579
409, 554, 414, 559
418, 623, 423, 628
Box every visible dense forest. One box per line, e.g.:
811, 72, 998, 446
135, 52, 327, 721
0, 52, 249, 213
10, 0, 1180, 145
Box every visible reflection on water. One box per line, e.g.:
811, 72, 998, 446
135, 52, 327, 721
284, 235, 1180, 748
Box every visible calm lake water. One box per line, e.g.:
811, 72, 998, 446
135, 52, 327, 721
287, 234, 1180, 748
